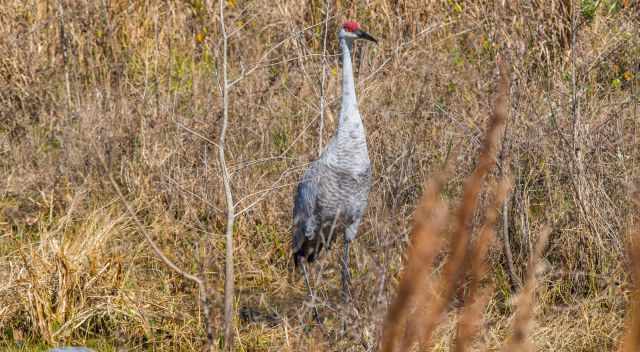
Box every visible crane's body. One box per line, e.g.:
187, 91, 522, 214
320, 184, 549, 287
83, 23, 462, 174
292, 21, 376, 303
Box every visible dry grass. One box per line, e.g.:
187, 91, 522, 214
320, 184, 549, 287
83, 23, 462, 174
1, 0, 639, 351
380, 56, 511, 352
379, 59, 552, 352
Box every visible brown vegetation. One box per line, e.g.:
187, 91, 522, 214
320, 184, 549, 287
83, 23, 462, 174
381, 56, 511, 352
1, 0, 639, 351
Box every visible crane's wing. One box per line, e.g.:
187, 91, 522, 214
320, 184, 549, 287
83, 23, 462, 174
292, 163, 320, 260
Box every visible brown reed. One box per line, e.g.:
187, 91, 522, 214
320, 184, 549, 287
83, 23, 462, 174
379, 59, 510, 351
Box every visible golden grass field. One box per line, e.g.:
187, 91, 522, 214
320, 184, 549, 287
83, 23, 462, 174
1, 0, 639, 351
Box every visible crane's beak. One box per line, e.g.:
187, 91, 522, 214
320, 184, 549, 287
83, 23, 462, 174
356, 30, 377, 43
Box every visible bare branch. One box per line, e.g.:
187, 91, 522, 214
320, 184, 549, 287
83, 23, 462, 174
218, 1, 236, 349
95, 146, 204, 286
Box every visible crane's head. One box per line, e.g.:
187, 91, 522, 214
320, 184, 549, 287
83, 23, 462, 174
339, 21, 377, 43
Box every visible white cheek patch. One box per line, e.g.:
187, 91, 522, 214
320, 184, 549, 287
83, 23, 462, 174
345, 32, 358, 39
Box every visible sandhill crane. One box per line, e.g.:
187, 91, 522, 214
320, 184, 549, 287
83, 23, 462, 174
292, 21, 377, 304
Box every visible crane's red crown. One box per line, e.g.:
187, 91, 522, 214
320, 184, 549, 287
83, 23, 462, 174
342, 21, 360, 32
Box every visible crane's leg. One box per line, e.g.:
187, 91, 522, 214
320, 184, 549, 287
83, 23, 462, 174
342, 220, 361, 303
340, 220, 361, 335
300, 260, 322, 325
341, 239, 352, 303
342, 219, 362, 303
340, 229, 355, 335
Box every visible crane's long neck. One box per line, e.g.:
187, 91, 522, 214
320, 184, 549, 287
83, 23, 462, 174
338, 37, 359, 127
327, 36, 368, 165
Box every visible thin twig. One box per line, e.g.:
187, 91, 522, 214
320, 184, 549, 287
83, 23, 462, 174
501, 227, 550, 352
57, 0, 72, 111
502, 193, 520, 289
495, 61, 520, 290
228, 21, 331, 88
176, 121, 220, 149
317, 0, 330, 156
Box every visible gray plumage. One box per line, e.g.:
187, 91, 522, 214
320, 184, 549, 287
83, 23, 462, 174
292, 24, 374, 270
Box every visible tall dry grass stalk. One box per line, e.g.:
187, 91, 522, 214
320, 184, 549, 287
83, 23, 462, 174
378, 168, 449, 352
619, 190, 640, 352
379, 56, 558, 352
380, 59, 510, 351
454, 178, 509, 352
